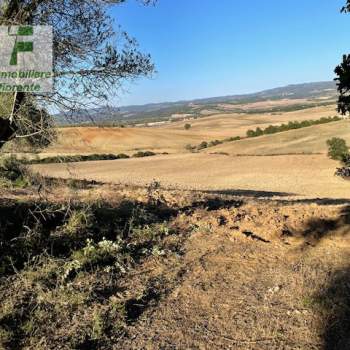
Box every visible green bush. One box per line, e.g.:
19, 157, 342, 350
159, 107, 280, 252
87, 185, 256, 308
246, 116, 341, 139
185, 144, 196, 152
208, 140, 223, 147
246, 129, 257, 137
0, 156, 23, 181
133, 151, 156, 158
197, 141, 208, 150
116, 153, 130, 159
26, 153, 130, 165
0, 156, 33, 188
184, 123, 191, 130
327, 138, 349, 161
225, 136, 241, 142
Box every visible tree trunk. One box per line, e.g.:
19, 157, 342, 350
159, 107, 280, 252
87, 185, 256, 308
0, 92, 25, 149
0, 0, 32, 149
0, 118, 16, 148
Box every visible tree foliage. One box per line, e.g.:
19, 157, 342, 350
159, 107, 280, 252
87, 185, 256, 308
0, 0, 156, 149
246, 116, 340, 138
327, 137, 349, 161
335, 1, 350, 115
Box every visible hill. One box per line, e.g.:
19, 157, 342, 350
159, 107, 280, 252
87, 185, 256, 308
46, 104, 338, 155
55, 81, 337, 125
203, 120, 350, 156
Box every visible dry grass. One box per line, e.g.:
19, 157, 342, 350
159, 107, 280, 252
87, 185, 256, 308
1, 183, 350, 349
162, 104, 337, 134
205, 120, 350, 156
120, 202, 350, 349
31, 153, 350, 199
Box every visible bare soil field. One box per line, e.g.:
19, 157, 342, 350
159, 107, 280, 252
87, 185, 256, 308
45, 104, 338, 155
31, 153, 350, 199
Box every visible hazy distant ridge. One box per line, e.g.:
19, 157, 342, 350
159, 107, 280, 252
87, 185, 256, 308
56, 81, 337, 125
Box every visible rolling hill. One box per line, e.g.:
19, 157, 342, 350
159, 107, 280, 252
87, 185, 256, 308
47, 104, 338, 155
203, 120, 350, 156
55, 81, 337, 125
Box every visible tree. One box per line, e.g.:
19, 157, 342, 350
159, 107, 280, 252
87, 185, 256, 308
184, 123, 191, 130
197, 141, 208, 150
334, 1, 350, 115
326, 137, 349, 161
0, 0, 156, 149
246, 129, 256, 138
255, 127, 263, 136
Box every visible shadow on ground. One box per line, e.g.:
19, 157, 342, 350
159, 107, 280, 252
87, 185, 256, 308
297, 206, 350, 349
295, 205, 350, 247
313, 267, 350, 350
203, 188, 294, 198
202, 189, 350, 205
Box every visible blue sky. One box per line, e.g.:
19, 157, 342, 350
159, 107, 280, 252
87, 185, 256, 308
111, 0, 350, 106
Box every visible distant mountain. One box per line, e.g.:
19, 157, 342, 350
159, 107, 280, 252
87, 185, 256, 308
55, 81, 337, 125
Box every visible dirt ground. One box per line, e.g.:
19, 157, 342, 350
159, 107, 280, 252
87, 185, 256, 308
119, 198, 350, 349
1, 184, 350, 349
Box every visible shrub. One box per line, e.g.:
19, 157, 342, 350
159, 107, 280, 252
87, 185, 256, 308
0, 156, 24, 181
184, 123, 191, 130
197, 141, 208, 150
27, 153, 121, 164
335, 167, 350, 178
63, 237, 123, 281
75, 238, 122, 267
341, 153, 350, 166
208, 140, 223, 147
327, 137, 349, 161
246, 116, 341, 139
61, 209, 94, 237
246, 129, 257, 138
255, 127, 264, 136
225, 136, 241, 142
0, 156, 31, 188
185, 144, 196, 152
264, 125, 278, 135
133, 151, 156, 158
116, 153, 130, 159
